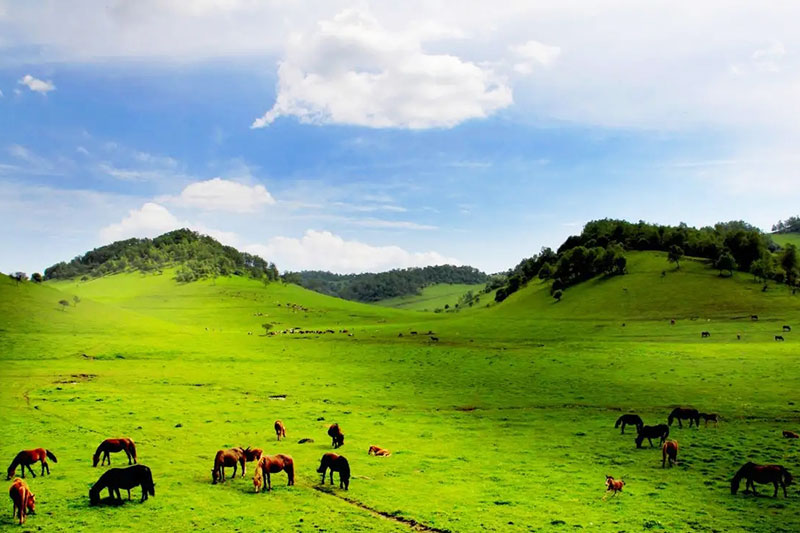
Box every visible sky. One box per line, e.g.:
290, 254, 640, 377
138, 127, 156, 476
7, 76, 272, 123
1, 1, 799, 275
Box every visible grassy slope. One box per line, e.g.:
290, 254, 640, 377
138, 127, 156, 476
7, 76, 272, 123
373, 283, 485, 311
1, 253, 799, 532
772, 232, 800, 248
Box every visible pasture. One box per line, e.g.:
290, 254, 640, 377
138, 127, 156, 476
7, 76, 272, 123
1, 251, 799, 532
373, 283, 485, 311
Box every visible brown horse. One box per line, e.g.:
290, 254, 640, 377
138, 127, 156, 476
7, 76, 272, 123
668, 407, 700, 428
211, 448, 246, 484
731, 462, 793, 497
243, 447, 263, 463
328, 424, 345, 448
9, 478, 35, 524
368, 445, 391, 457
783, 430, 799, 439
274, 420, 287, 441
6, 449, 57, 479
604, 476, 624, 498
661, 440, 678, 468
93, 438, 137, 467
253, 454, 295, 493
317, 453, 350, 490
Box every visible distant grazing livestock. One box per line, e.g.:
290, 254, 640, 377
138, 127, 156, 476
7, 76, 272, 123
731, 462, 793, 497
8, 478, 35, 524
430, 336, 439, 342
93, 438, 137, 467
368, 445, 391, 457
701, 331, 711, 338
662, 440, 679, 468
699, 413, 719, 427
328, 424, 345, 448
614, 414, 644, 435
751, 315, 759, 321
737, 334, 741, 340
775, 335, 785, 341
275, 420, 287, 441
253, 454, 294, 493
317, 453, 350, 490
670, 319, 676, 325
211, 448, 246, 484
783, 430, 799, 439
636, 424, 670, 448
668, 407, 700, 428
6, 449, 57, 479
89, 465, 154, 505
783, 325, 792, 332
398, 333, 403, 337
410, 331, 418, 335
603, 476, 625, 498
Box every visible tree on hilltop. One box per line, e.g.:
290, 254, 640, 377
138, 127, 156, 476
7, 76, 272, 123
667, 245, 684, 270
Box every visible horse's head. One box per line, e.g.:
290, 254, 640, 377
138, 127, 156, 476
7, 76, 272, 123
26, 493, 35, 513
89, 487, 101, 506
211, 469, 219, 484
92, 454, 100, 467
730, 477, 740, 494
784, 469, 794, 486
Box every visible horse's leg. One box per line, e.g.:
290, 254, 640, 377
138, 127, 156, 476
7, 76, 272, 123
126, 450, 132, 465
330, 471, 334, 485
26, 464, 36, 478
267, 471, 272, 492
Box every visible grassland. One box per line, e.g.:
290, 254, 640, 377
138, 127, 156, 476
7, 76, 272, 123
772, 232, 800, 249
1, 251, 799, 532
374, 283, 485, 311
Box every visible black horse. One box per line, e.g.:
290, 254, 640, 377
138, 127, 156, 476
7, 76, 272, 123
328, 424, 345, 448
668, 407, 700, 428
731, 462, 793, 497
89, 465, 155, 505
635, 424, 670, 448
317, 453, 350, 490
614, 414, 644, 435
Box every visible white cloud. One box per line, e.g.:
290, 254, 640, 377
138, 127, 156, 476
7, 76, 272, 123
510, 40, 561, 75
252, 8, 512, 129
246, 229, 459, 273
18, 74, 55, 93
99, 202, 182, 242
167, 177, 275, 212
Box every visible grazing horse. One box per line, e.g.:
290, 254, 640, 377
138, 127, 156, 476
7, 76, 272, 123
668, 407, 700, 428
274, 420, 287, 441
701, 331, 711, 338
8, 478, 35, 524
89, 465, 155, 505
253, 454, 295, 493
775, 335, 785, 341
211, 448, 246, 484
243, 447, 263, 465
783, 325, 792, 332
6, 449, 57, 479
662, 440, 679, 468
636, 424, 670, 448
731, 462, 793, 497
317, 453, 350, 490
604, 476, 625, 498
783, 430, 799, 439
750, 315, 759, 321
328, 424, 345, 448
614, 414, 644, 435
93, 438, 137, 467
699, 413, 719, 427
368, 445, 391, 457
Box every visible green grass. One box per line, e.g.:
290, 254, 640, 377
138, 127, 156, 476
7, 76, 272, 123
772, 232, 800, 249
373, 283, 486, 311
1, 251, 799, 532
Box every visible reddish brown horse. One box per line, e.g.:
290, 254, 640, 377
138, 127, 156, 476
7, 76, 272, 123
668, 407, 700, 428
6, 449, 57, 479
243, 447, 263, 463
783, 430, 800, 439
253, 454, 295, 492
328, 424, 345, 448
274, 420, 287, 441
9, 478, 35, 524
93, 438, 137, 467
317, 453, 350, 490
604, 476, 624, 498
211, 448, 246, 484
368, 445, 391, 456
731, 462, 793, 497
662, 440, 678, 468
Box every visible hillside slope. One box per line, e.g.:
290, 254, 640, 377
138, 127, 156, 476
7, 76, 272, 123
373, 282, 485, 311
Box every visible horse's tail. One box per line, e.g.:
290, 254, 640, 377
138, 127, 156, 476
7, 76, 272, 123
129, 440, 137, 460
286, 458, 295, 485
46, 450, 58, 463
145, 466, 155, 496
781, 466, 793, 486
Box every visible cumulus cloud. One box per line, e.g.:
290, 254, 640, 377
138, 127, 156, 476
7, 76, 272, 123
510, 40, 561, 74
252, 8, 512, 129
99, 202, 181, 242
166, 177, 275, 212
246, 229, 459, 273
18, 74, 55, 93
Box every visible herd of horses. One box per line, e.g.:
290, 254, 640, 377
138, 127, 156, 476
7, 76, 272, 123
609, 407, 796, 500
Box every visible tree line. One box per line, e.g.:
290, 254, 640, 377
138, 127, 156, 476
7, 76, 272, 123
772, 216, 800, 234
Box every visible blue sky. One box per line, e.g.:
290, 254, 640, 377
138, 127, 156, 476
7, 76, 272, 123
1, 1, 799, 275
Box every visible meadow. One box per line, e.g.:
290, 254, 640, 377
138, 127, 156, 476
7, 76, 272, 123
1, 251, 799, 532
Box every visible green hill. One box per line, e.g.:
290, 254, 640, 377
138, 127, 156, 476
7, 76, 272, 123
772, 232, 800, 249
373, 282, 486, 311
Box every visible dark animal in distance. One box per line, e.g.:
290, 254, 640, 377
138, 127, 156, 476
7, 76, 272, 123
751, 315, 759, 321
604, 476, 624, 498
731, 462, 793, 497
636, 424, 670, 448
775, 335, 784, 341
699, 413, 719, 427
701, 331, 711, 338
317, 453, 350, 490
8, 478, 35, 524
211, 447, 246, 484
662, 440, 679, 468
784, 325, 792, 332
783, 430, 799, 439
6, 449, 57, 479
614, 414, 643, 434
328, 424, 345, 448
89, 465, 155, 505
274, 420, 287, 441
668, 407, 700, 428
93, 438, 137, 467
368, 445, 391, 456
253, 454, 294, 493
430, 336, 439, 342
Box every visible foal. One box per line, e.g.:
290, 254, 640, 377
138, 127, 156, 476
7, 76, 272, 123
603, 476, 625, 499
9, 478, 35, 524
662, 440, 679, 468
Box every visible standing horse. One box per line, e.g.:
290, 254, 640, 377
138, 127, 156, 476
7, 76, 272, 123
89, 465, 155, 505
253, 454, 294, 493
614, 414, 644, 434
668, 407, 700, 428
731, 462, 793, 497
636, 424, 670, 448
6, 449, 57, 479
317, 453, 350, 490
699, 413, 719, 427
93, 438, 137, 467
328, 424, 345, 448
274, 420, 287, 441
603, 476, 625, 499
8, 478, 35, 524
661, 440, 678, 468
211, 448, 246, 484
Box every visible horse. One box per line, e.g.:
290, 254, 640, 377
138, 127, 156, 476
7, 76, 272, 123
699, 413, 719, 427
603, 476, 625, 498
368, 445, 391, 457
783, 430, 799, 439
701, 331, 711, 338
6, 449, 57, 479
93, 438, 137, 467
668, 407, 700, 428
274, 420, 287, 441
750, 315, 759, 321
89, 465, 155, 505
8, 478, 35, 524
783, 325, 792, 332
775, 335, 785, 341
636, 424, 670, 448
211, 447, 246, 484
253, 454, 295, 493
661, 440, 678, 468
614, 414, 643, 435
731, 462, 793, 497
243, 447, 263, 465
328, 424, 345, 448
317, 453, 350, 490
